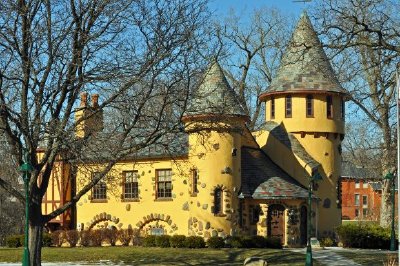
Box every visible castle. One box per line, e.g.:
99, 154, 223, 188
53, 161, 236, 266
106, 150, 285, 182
43, 12, 347, 247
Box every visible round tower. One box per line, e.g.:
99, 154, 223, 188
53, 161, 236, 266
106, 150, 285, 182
259, 12, 349, 237
182, 61, 248, 238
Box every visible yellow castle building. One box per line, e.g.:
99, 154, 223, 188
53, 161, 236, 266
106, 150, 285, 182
43, 12, 348, 247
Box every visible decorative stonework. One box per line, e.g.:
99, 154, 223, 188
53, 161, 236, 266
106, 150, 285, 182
135, 213, 178, 233
86, 212, 120, 230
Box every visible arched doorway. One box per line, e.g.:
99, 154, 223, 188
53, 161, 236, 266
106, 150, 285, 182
267, 204, 285, 244
300, 205, 307, 245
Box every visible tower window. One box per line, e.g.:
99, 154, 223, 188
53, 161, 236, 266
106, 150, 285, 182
285, 95, 292, 118
213, 188, 223, 215
270, 98, 275, 119
327, 95, 333, 119
190, 169, 198, 196
123, 171, 139, 200
92, 172, 107, 201
340, 98, 345, 121
306, 95, 313, 117
156, 169, 172, 199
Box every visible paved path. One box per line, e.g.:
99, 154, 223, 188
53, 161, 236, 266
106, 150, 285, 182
289, 247, 361, 266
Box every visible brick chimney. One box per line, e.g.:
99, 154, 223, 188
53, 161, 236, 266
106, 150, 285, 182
80, 92, 88, 107
91, 94, 99, 108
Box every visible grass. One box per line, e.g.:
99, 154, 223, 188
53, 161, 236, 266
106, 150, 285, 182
0, 246, 321, 265
335, 250, 398, 266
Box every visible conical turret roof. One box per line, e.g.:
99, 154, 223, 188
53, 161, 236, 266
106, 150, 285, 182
184, 60, 247, 118
260, 12, 347, 99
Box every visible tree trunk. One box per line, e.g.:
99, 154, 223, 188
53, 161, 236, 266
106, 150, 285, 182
29, 223, 43, 266
380, 179, 391, 227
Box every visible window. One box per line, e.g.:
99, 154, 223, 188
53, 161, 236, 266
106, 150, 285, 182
213, 188, 223, 215
340, 98, 345, 120
362, 182, 368, 189
327, 95, 333, 118
355, 209, 359, 217
355, 194, 360, 206
190, 169, 198, 196
249, 205, 260, 225
270, 98, 275, 119
123, 171, 139, 200
285, 95, 292, 117
92, 172, 107, 200
150, 228, 164, 235
362, 208, 368, 217
355, 180, 360, 188
306, 94, 313, 117
156, 169, 172, 198
362, 195, 368, 207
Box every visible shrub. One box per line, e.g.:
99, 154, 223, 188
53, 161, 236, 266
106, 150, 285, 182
90, 230, 103, 247
266, 237, 282, 249
50, 230, 64, 247
118, 229, 132, 246
65, 230, 79, 247
103, 228, 118, 246
170, 235, 186, 248
6, 235, 22, 248
240, 236, 255, 248
80, 230, 91, 247
42, 233, 52, 247
143, 235, 157, 247
184, 236, 205, 248
226, 236, 244, 248
155, 235, 171, 248
132, 229, 142, 246
206, 236, 225, 248
251, 235, 268, 248
319, 237, 334, 247
336, 223, 393, 249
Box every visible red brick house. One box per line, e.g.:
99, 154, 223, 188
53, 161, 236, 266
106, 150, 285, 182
341, 162, 397, 221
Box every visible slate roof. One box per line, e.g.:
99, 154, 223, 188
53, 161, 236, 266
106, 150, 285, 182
184, 60, 247, 117
341, 161, 378, 180
260, 12, 347, 97
262, 121, 320, 170
240, 146, 310, 199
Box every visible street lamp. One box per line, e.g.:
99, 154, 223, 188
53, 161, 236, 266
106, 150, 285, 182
383, 171, 396, 251
20, 149, 33, 266
305, 169, 322, 266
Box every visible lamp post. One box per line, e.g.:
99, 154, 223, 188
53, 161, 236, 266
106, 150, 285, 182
20, 149, 33, 266
384, 171, 396, 251
305, 170, 322, 266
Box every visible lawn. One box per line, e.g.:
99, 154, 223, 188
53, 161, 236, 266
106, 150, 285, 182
0, 247, 321, 265
335, 250, 398, 266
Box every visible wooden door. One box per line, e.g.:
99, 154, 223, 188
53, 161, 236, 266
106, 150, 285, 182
267, 204, 285, 244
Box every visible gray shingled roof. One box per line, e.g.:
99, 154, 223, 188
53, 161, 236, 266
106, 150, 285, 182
240, 147, 310, 199
262, 121, 320, 170
184, 61, 247, 117
261, 12, 347, 96
341, 161, 378, 180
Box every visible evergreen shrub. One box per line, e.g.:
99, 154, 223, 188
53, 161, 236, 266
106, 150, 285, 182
42, 233, 52, 247
65, 230, 79, 247
5, 235, 22, 248
265, 237, 282, 249
143, 235, 157, 247
184, 236, 205, 248
155, 235, 171, 248
50, 230, 64, 247
206, 236, 225, 248
117, 229, 132, 246
170, 235, 186, 248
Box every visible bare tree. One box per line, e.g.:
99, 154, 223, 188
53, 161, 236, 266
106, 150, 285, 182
215, 8, 293, 130
312, 0, 400, 226
0, 0, 209, 264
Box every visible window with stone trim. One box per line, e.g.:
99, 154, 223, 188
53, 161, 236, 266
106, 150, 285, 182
285, 95, 292, 118
190, 168, 198, 196
92, 172, 107, 200
156, 169, 172, 198
249, 205, 261, 225
213, 188, 223, 215
123, 171, 139, 199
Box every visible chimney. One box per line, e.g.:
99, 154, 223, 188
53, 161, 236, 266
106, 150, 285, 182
80, 92, 88, 107
92, 94, 99, 108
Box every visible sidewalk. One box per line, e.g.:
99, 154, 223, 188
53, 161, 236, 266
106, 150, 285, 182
289, 247, 362, 266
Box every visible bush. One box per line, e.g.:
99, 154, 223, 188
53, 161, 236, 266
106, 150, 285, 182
103, 228, 118, 246
319, 237, 334, 247
143, 235, 157, 247
251, 235, 268, 248
5, 235, 22, 248
184, 236, 205, 248
42, 233, 52, 247
266, 237, 282, 249
65, 230, 79, 247
50, 230, 64, 247
336, 223, 394, 249
226, 236, 244, 248
170, 235, 186, 248
90, 230, 103, 247
118, 229, 132, 246
80, 230, 91, 247
155, 235, 171, 248
206, 236, 225, 248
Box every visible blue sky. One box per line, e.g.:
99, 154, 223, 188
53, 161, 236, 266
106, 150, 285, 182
208, 0, 310, 18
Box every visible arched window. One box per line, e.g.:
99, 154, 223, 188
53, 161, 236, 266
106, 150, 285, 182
306, 95, 313, 117
285, 95, 292, 118
213, 188, 223, 215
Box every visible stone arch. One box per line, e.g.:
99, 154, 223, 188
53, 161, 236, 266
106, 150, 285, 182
86, 212, 121, 230
135, 213, 178, 234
